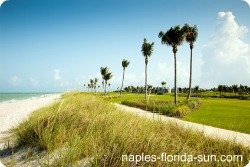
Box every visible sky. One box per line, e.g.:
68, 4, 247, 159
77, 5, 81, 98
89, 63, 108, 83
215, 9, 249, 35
0, 0, 249, 92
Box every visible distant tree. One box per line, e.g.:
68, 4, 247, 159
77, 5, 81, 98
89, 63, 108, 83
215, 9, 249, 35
239, 84, 246, 94
148, 85, 153, 94
218, 85, 223, 98
83, 84, 86, 92
100, 67, 108, 92
194, 86, 199, 93
161, 81, 166, 88
159, 25, 185, 104
141, 38, 154, 100
120, 59, 130, 96
90, 79, 94, 92
87, 84, 91, 92
103, 70, 113, 95
108, 83, 111, 92
93, 78, 98, 92
182, 24, 198, 100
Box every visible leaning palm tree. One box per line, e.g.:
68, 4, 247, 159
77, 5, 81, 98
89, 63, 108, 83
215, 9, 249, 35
182, 24, 198, 100
141, 38, 154, 100
103, 72, 113, 94
159, 25, 184, 104
120, 59, 130, 96
100, 67, 108, 92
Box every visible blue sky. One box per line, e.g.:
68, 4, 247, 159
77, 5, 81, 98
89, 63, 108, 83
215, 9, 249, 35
0, 0, 249, 92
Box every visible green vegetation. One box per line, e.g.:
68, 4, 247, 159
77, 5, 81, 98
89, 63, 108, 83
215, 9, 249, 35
106, 93, 250, 134
7, 93, 249, 166
141, 38, 154, 100
183, 98, 250, 134
100, 67, 113, 94
182, 24, 198, 100
120, 59, 130, 96
159, 25, 185, 104
121, 99, 200, 118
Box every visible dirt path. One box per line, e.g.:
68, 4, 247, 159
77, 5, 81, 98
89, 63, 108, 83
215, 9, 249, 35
115, 104, 250, 148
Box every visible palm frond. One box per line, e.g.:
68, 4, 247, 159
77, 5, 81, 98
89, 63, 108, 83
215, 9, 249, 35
141, 38, 154, 58
122, 59, 130, 68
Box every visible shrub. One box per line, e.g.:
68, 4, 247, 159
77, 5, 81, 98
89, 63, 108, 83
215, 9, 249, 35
121, 99, 200, 118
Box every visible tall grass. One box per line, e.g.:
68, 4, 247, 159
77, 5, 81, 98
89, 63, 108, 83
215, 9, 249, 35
11, 93, 249, 166
121, 99, 200, 117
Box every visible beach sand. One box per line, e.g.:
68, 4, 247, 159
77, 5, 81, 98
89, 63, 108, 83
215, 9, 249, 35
0, 94, 61, 149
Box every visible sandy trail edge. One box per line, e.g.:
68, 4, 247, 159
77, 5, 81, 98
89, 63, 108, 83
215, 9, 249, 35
115, 104, 250, 148
0, 94, 61, 149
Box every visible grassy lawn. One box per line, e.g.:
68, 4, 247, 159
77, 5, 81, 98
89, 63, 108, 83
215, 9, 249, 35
4, 93, 249, 166
107, 92, 250, 134
183, 98, 250, 134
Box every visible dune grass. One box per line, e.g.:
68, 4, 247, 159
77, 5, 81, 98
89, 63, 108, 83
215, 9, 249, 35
9, 93, 250, 166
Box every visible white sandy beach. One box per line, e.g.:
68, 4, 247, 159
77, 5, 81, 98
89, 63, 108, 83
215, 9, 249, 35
0, 94, 61, 149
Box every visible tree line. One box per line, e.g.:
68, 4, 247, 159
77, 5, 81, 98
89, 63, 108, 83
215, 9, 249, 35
217, 84, 250, 96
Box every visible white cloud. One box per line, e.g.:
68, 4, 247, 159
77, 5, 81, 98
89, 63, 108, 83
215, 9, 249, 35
54, 69, 61, 81
53, 69, 64, 87
9, 75, 21, 86
201, 12, 250, 87
242, 0, 250, 7
29, 77, 38, 87
154, 61, 192, 88
0, 0, 7, 7
157, 62, 167, 71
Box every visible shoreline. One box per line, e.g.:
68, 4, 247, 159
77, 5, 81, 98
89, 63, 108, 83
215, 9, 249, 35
0, 93, 62, 103
0, 93, 62, 149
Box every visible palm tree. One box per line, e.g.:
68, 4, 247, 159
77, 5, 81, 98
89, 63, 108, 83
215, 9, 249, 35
159, 25, 184, 104
94, 78, 98, 92
182, 24, 198, 100
141, 38, 154, 100
120, 59, 130, 96
161, 81, 166, 88
218, 85, 223, 98
232, 84, 238, 96
90, 79, 94, 92
87, 84, 91, 92
103, 72, 113, 94
100, 67, 108, 92
161, 81, 166, 93
108, 83, 111, 92
83, 84, 86, 92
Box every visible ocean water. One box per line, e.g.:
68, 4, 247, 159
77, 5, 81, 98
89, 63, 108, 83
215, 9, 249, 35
0, 93, 51, 103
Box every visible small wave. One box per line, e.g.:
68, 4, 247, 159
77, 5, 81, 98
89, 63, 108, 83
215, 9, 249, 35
1, 99, 16, 103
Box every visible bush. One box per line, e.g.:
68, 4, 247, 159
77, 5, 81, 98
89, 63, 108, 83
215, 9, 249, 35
121, 99, 200, 118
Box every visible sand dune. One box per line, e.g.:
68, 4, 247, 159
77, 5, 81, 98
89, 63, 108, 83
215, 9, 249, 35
0, 94, 61, 149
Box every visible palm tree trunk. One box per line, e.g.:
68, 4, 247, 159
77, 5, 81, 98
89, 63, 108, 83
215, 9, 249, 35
120, 68, 125, 96
174, 53, 177, 104
104, 80, 107, 95
145, 58, 148, 100
187, 47, 193, 100
102, 79, 104, 93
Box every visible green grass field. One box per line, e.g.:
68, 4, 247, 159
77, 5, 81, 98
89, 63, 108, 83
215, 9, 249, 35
107, 92, 250, 134
183, 98, 250, 134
